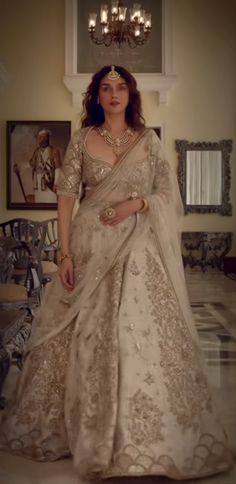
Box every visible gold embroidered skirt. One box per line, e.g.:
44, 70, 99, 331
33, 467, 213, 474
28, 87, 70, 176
0, 228, 232, 480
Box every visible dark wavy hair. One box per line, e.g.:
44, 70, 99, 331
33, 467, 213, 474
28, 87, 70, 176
81, 65, 145, 130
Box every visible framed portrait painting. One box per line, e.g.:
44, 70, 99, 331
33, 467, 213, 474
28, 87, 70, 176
7, 120, 71, 209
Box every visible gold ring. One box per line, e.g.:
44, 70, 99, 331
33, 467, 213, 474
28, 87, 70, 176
105, 207, 116, 219
129, 191, 139, 200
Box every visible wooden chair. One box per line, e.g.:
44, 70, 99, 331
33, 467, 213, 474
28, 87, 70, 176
0, 237, 38, 408
0, 236, 42, 308
0, 217, 47, 291
40, 218, 59, 284
41, 217, 59, 263
0, 217, 59, 288
0, 217, 46, 249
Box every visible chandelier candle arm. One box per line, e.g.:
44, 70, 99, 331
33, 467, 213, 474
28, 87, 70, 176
144, 13, 152, 30
100, 4, 108, 24
88, 13, 97, 30
111, 1, 119, 15
133, 3, 141, 19
88, 0, 152, 48
138, 9, 145, 25
102, 25, 109, 34
118, 6, 127, 21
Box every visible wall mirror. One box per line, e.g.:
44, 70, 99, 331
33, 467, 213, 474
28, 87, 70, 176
175, 139, 233, 215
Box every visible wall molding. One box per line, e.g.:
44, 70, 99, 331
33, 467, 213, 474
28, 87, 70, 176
0, 63, 10, 93
64, 0, 177, 109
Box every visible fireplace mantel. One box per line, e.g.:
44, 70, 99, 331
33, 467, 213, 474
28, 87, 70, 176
63, 0, 177, 109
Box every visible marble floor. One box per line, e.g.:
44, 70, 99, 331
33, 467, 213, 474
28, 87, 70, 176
0, 272, 236, 484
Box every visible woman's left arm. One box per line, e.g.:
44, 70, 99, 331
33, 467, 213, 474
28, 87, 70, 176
100, 131, 173, 226
99, 197, 144, 225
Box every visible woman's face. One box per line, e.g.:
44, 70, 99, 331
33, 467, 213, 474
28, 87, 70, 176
98, 74, 129, 116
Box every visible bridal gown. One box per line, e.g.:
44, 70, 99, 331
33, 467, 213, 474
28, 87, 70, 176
0, 127, 232, 480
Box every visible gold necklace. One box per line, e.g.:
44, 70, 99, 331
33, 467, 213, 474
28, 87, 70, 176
97, 126, 134, 156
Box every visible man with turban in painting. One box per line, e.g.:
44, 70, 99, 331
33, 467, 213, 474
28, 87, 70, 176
14, 129, 61, 204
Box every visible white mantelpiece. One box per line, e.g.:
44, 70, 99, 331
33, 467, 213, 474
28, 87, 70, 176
63, 0, 177, 109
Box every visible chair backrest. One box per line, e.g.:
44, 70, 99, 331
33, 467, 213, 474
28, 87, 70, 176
0, 218, 47, 256
0, 237, 16, 283
0, 237, 42, 295
42, 217, 58, 247
40, 218, 59, 263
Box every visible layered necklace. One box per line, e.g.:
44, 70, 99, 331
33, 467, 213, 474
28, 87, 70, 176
97, 126, 134, 156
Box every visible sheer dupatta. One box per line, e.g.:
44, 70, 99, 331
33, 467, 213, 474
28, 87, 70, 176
145, 130, 201, 348
27, 128, 200, 353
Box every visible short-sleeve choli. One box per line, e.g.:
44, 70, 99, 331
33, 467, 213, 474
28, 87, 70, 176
57, 127, 113, 197
57, 130, 83, 198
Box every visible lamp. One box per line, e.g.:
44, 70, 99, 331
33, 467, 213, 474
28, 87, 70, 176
88, 1, 152, 48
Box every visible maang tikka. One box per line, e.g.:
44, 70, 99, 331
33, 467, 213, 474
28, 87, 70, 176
107, 66, 120, 81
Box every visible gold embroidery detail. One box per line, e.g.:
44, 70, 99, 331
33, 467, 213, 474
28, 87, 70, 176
141, 328, 151, 338
124, 323, 134, 333
128, 389, 164, 446
106, 434, 231, 478
145, 248, 213, 431
83, 152, 112, 187
0, 326, 74, 459
144, 372, 155, 386
128, 259, 141, 276
67, 262, 124, 472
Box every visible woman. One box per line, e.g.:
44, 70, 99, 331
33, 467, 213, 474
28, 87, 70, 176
0, 66, 232, 480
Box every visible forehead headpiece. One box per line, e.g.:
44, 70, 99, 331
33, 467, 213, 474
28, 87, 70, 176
107, 65, 120, 81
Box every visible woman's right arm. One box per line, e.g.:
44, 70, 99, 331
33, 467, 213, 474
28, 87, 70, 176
56, 130, 83, 290
58, 195, 76, 290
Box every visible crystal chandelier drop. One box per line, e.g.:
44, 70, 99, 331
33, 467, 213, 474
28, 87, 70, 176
88, 1, 152, 48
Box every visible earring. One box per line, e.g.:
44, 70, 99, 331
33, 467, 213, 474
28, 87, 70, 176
97, 96, 100, 104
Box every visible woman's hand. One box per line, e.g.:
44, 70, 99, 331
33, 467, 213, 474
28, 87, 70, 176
100, 199, 143, 226
59, 257, 74, 291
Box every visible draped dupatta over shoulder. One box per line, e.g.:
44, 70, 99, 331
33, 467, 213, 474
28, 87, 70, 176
27, 128, 199, 352
0, 127, 232, 481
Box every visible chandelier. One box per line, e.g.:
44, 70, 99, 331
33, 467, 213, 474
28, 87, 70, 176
88, 1, 152, 48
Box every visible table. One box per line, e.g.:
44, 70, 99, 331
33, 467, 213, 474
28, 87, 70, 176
182, 232, 233, 272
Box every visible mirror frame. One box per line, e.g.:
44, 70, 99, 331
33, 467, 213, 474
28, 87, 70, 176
175, 139, 233, 215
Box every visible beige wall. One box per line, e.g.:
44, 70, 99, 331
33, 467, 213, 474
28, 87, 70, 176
0, 0, 236, 252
